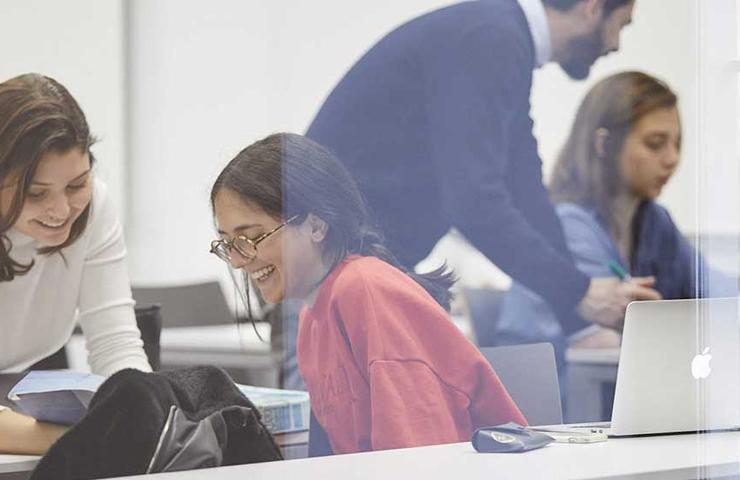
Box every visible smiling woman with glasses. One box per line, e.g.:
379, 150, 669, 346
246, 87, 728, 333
209, 132, 525, 455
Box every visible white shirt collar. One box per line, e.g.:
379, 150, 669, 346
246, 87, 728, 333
516, 0, 552, 68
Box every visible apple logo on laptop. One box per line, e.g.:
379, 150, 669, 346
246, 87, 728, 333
691, 348, 712, 379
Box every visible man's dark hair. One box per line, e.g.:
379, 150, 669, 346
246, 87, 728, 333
543, 0, 632, 13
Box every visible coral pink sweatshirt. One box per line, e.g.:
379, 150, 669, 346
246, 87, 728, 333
298, 255, 526, 454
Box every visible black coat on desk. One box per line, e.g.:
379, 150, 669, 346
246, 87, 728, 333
31, 366, 281, 480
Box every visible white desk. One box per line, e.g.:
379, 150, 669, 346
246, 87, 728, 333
0, 455, 38, 476
105, 431, 740, 479
566, 347, 620, 365
6, 430, 740, 479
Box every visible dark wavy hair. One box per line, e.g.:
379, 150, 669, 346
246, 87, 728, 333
550, 71, 679, 219
0, 73, 96, 282
211, 132, 455, 311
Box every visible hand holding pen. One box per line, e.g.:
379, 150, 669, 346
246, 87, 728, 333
608, 260, 661, 301
607, 261, 632, 282
578, 263, 662, 331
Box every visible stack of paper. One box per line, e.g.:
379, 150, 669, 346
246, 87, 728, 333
236, 384, 310, 459
8, 371, 104, 425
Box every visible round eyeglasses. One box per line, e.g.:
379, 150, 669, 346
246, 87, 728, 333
210, 215, 299, 263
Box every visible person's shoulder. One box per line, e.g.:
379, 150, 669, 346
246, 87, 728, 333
556, 202, 613, 250
324, 256, 444, 322
420, 0, 525, 25
82, 177, 122, 243
329, 255, 414, 298
556, 202, 600, 225
643, 201, 675, 224
404, 0, 529, 45
334, 255, 404, 285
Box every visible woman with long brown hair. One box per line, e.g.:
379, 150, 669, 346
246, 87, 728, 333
0, 74, 150, 454
496, 71, 733, 365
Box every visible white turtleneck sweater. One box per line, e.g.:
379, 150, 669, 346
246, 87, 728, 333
0, 178, 151, 376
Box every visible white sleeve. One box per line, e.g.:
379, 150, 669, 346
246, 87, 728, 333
77, 180, 152, 376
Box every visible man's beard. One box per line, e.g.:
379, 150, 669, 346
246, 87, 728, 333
559, 25, 605, 80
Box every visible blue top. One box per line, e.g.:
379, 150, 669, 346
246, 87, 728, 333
497, 201, 736, 343
306, 0, 590, 333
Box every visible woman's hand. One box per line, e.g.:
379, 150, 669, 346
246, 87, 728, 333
578, 276, 662, 331
0, 408, 68, 455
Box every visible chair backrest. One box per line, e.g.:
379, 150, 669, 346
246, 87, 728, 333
135, 304, 162, 371
462, 287, 507, 347
479, 343, 562, 426
132, 281, 235, 328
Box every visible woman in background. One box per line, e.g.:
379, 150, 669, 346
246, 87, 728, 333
210, 133, 525, 454
498, 71, 734, 364
0, 74, 150, 454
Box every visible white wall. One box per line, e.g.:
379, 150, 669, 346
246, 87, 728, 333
125, 0, 457, 287
124, 0, 738, 288
0, 0, 127, 216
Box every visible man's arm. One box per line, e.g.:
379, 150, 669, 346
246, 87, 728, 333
421, 19, 589, 330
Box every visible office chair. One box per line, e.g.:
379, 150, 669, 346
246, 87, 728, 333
461, 287, 507, 347
134, 304, 162, 370
480, 343, 563, 426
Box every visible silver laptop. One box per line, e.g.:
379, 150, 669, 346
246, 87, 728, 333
586, 298, 740, 437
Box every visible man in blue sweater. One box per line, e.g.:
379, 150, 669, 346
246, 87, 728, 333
306, 0, 660, 334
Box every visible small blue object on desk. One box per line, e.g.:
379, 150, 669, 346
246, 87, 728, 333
472, 422, 554, 453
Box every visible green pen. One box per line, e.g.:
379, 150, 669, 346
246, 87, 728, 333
608, 260, 632, 281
